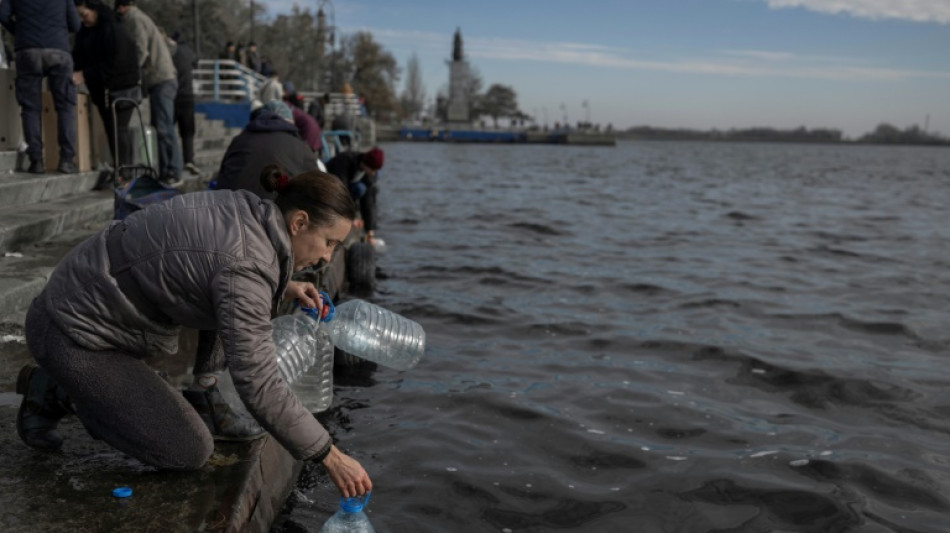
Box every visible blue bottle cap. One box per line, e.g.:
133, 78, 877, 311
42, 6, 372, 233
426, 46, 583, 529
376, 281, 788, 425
340, 491, 371, 512
112, 486, 133, 498
297, 291, 335, 322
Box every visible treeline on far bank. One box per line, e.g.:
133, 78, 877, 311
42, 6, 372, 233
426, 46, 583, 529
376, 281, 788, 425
618, 123, 950, 146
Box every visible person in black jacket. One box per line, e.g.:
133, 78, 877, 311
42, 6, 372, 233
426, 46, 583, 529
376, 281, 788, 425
72, 0, 140, 171
0, 0, 80, 174
325, 147, 384, 245
168, 33, 198, 175
214, 100, 318, 199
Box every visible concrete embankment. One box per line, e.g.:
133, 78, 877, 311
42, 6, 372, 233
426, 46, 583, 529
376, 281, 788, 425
0, 113, 309, 532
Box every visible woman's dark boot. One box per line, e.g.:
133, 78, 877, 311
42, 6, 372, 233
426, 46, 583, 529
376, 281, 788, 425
183, 370, 265, 441
16, 364, 72, 452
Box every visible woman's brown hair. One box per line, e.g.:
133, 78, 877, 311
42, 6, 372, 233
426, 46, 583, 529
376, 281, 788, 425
259, 165, 357, 227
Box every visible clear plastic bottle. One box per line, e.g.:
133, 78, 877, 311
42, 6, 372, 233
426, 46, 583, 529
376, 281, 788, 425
324, 299, 426, 371
319, 493, 376, 533
272, 307, 334, 413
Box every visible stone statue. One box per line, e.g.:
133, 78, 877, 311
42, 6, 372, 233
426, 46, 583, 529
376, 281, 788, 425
452, 27, 463, 62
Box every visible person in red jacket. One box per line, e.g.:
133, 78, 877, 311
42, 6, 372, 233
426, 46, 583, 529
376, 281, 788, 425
286, 92, 323, 154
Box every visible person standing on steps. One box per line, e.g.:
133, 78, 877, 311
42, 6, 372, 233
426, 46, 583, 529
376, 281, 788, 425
114, 0, 182, 185
72, 0, 141, 173
258, 69, 283, 105
16, 167, 373, 498
244, 41, 260, 73
0, 0, 81, 174
167, 32, 199, 176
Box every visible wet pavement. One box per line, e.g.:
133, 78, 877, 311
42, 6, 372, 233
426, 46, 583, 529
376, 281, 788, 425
0, 330, 302, 533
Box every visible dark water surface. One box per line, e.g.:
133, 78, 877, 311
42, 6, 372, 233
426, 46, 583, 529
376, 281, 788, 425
277, 141, 950, 532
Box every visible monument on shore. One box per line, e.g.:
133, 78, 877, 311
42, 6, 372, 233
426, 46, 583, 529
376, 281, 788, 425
446, 28, 470, 124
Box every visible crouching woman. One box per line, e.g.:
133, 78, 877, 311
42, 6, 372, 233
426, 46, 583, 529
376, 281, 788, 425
16, 167, 371, 498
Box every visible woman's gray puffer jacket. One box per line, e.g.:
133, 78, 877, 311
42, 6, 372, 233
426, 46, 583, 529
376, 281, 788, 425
40, 190, 330, 461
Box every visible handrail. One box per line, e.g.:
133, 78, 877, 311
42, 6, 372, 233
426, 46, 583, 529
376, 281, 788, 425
191, 59, 375, 145
194, 59, 265, 102
320, 130, 362, 161
193, 59, 366, 118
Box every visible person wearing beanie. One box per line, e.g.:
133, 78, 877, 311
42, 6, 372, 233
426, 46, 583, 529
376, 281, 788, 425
259, 99, 294, 123
325, 147, 385, 245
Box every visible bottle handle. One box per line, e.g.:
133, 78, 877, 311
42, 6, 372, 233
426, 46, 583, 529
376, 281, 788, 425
339, 490, 372, 512
295, 291, 335, 322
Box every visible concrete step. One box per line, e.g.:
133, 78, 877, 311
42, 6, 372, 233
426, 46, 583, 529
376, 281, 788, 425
0, 169, 102, 209
0, 151, 17, 174
193, 149, 224, 173
0, 226, 99, 326
197, 137, 227, 151
0, 147, 226, 316
195, 121, 227, 136
0, 189, 113, 254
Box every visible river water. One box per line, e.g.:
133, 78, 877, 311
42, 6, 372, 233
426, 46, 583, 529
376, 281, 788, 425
274, 141, 950, 532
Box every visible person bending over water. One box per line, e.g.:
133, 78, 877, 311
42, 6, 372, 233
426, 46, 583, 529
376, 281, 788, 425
16, 166, 372, 498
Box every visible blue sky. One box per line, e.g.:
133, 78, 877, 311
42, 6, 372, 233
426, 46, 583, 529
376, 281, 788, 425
266, 0, 950, 137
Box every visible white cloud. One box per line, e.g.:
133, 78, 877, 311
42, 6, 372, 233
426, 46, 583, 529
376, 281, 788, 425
721, 49, 799, 62
362, 26, 950, 82
763, 0, 950, 24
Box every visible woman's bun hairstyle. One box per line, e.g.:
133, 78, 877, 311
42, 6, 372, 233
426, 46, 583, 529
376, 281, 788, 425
259, 164, 289, 193
260, 164, 357, 227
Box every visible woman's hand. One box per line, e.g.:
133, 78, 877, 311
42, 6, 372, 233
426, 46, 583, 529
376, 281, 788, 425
284, 280, 323, 311
321, 445, 373, 498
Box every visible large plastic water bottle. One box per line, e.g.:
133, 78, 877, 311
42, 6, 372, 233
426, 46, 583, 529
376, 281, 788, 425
322, 298, 426, 371
319, 493, 376, 533
272, 306, 334, 413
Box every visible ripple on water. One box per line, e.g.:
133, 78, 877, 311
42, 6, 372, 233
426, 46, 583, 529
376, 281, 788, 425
278, 142, 950, 531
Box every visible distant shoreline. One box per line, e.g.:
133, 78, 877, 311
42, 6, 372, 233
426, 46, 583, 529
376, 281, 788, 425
616, 125, 949, 147
615, 134, 950, 147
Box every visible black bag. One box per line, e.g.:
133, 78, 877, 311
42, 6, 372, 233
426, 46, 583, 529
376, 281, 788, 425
113, 167, 181, 220
110, 95, 180, 220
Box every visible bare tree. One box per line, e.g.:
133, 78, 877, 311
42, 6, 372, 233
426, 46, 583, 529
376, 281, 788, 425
399, 53, 426, 120
463, 64, 483, 119
125, 0, 403, 113
135, 0, 250, 60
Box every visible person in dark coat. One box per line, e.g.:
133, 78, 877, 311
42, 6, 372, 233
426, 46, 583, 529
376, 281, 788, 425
214, 100, 318, 200
325, 147, 384, 245
307, 92, 329, 129
218, 40, 234, 60
72, 0, 140, 169
258, 55, 272, 77
244, 41, 260, 73
0, 0, 80, 174
168, 33, 198, 175
115, 0, 182, 185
